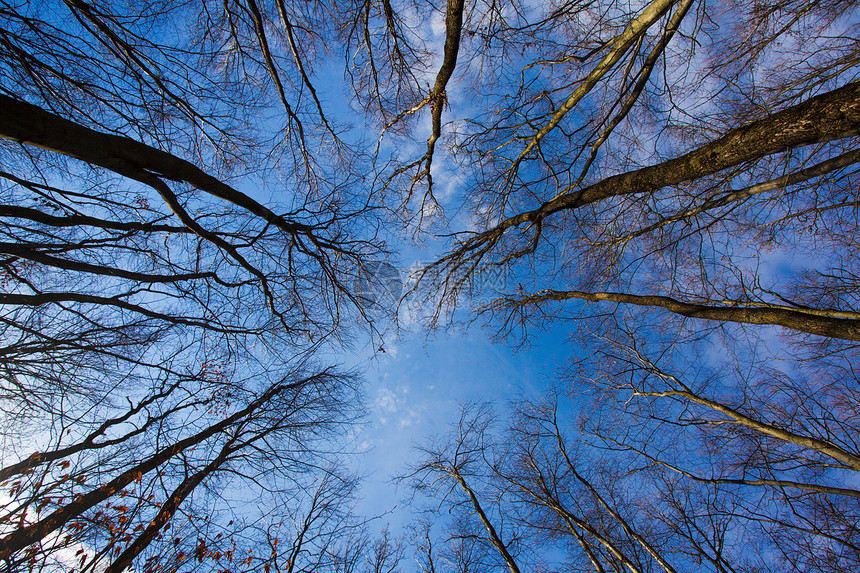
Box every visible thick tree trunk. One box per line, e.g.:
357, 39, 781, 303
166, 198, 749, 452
509, 289, 860, 341
497, 82, 860, 230
0, 96, 312, 238
452, 471, 522, 573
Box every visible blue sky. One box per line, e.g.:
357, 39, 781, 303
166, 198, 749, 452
339, 292, 573, 525
4, 1, 859, 571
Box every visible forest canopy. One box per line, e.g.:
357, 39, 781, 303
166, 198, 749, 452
0, 0, 858, 572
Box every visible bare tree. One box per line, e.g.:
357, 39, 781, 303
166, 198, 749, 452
0, 366, 363, 572
0, 1, 382, 572
377, 2, 860, 570
574, 327, 860, 573
5, 0, 860, 571
402, 404, 533, 573
370, 0, 859, 341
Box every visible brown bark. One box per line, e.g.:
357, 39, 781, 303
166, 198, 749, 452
0, 384, 181, 483
0, 380, 298, 559
494, 81, 860, 232
507, 289, 860, 341
514, 0, 678, 168
0, 202, 186, 234
102, 444, 232, 573
614, 442, 860, 498
405, 0, 465, 195
0, 95, 317, 240
634, 388, 860, 470
451, 471, 522, 573
427, 0, 465, 151
0, 242, 217, 284
0, 292, 248, 333
606, 147, 860, 245
574, 0, 696, 186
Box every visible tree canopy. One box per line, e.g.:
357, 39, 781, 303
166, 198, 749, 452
1, 0, 858, 571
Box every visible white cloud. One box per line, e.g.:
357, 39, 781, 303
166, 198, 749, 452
372, 384, 424, 430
